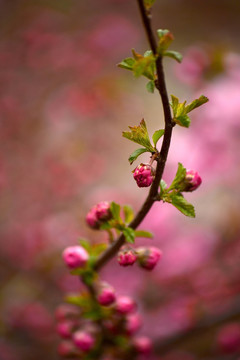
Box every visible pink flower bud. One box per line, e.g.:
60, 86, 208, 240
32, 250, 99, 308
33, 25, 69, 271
97, 284, 116, 306
56, 320, 74, 339
117, 247, 137, 266
125, 313, 142, 335
133, 163, 155, 188
86, 201, 112, 229
137, 246, 162, 270
73, 330, 95, 352
133, 336, 152, 354
62, 246, 89, 269
57, 340, 76, 357
116, 296, 136, 314
184, 170, 202, 192
217, 323, 240, 353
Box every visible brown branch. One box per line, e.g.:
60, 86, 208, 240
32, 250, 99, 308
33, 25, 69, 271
94, 0, 173, 272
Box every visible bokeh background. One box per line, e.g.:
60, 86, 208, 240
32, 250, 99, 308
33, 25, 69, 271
1, 0, 240, 359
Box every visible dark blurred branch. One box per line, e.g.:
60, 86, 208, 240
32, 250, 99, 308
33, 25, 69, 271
94, 0, 173, 271
155, 298, 240, 356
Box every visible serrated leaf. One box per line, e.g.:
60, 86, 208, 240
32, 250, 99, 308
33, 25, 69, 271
146, 80, 155, 93
123, 227, 135, 243
128, 148, 149, 165
168, 163, 186, 191
123, 205, 134, 223
123, 119, 155, 152
170, 95, 179, 114
185, 95, 209, 113
170, 193, 195, 218
164, 50, 183, 63
152, 129, 164, 148
134, 230, 153, 238
110, 202, 121, 221
175, 114, 191, 128
118, 57, 135, 71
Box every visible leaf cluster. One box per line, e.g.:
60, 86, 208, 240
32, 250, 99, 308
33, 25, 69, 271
160, 163, 196, 218
101, 202, 153, 243
122, 119, 164, 164
170, 95, 209, 128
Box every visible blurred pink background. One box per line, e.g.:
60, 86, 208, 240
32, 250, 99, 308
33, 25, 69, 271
0, 0, 240, 359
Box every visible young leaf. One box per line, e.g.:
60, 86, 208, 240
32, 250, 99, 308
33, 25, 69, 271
110, 202, 121, 221
91, 243, 107, 256
152, 129, 164, 148
146, 80, 155, 93
160, 179, 167, 194
134, 230, 153, 238
170, 193, 195, 218
128, 148, 149, 165
185, 95, 209, 113
132, 49, 156, 80
123, 205, 134, 223
78, 239, 92, 253
118, 57, 135, 71
175, 114, 191, 128
157, 29, 174, 54
144, 0, 156, 9
123, 119, 155, 152
122, 227, 135, 243
164, 50, 183, 63
168, 163, 186, 191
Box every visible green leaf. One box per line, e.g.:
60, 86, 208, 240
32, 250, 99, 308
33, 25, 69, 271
157, 29, 174, 54
185, 95, 209, 113
122, 119, 155, 152
170, 193, 195, 218
160, 179, 167, 194
110, 202, 121, 221
122, 227, 135, 243
146, 80, 155, 93
128, 148, 149, 165
65, 294, 89, 307
118, 57, 135, 71
164, 50, 183, 63
152, 129, 165, 148
123, 205, 134, 223
78, 239, 91, 253
175, 114, 191, 128
135, 230, 153, 238
168, 163, 186, 191
91, 243, 107, 256
132, 49, 156, 80
170, 94, 209, 128
144, 0, 156, 9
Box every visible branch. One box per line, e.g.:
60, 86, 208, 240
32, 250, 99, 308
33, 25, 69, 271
94, 0, 173, 271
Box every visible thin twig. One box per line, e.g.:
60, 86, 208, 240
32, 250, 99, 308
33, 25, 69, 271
94, 0, 173, 271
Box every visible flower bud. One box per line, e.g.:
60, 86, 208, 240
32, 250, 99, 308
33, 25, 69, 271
133, 163, 155, 188
73, 330, 95, 352
117, 247, 137, 267
86, 201, 112, 229
115, 296, 136, 314
183, 170, 202, 192
125, 313, 142, 335
97, 284, 116, 306
132, 336, 152, 354
56, 320, 75, 339
137, 246, 162, 270
62, 246, 89, 269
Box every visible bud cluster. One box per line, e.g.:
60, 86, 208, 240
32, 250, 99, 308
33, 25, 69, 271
56, 282, 152, 358
118, 245, 162, 271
